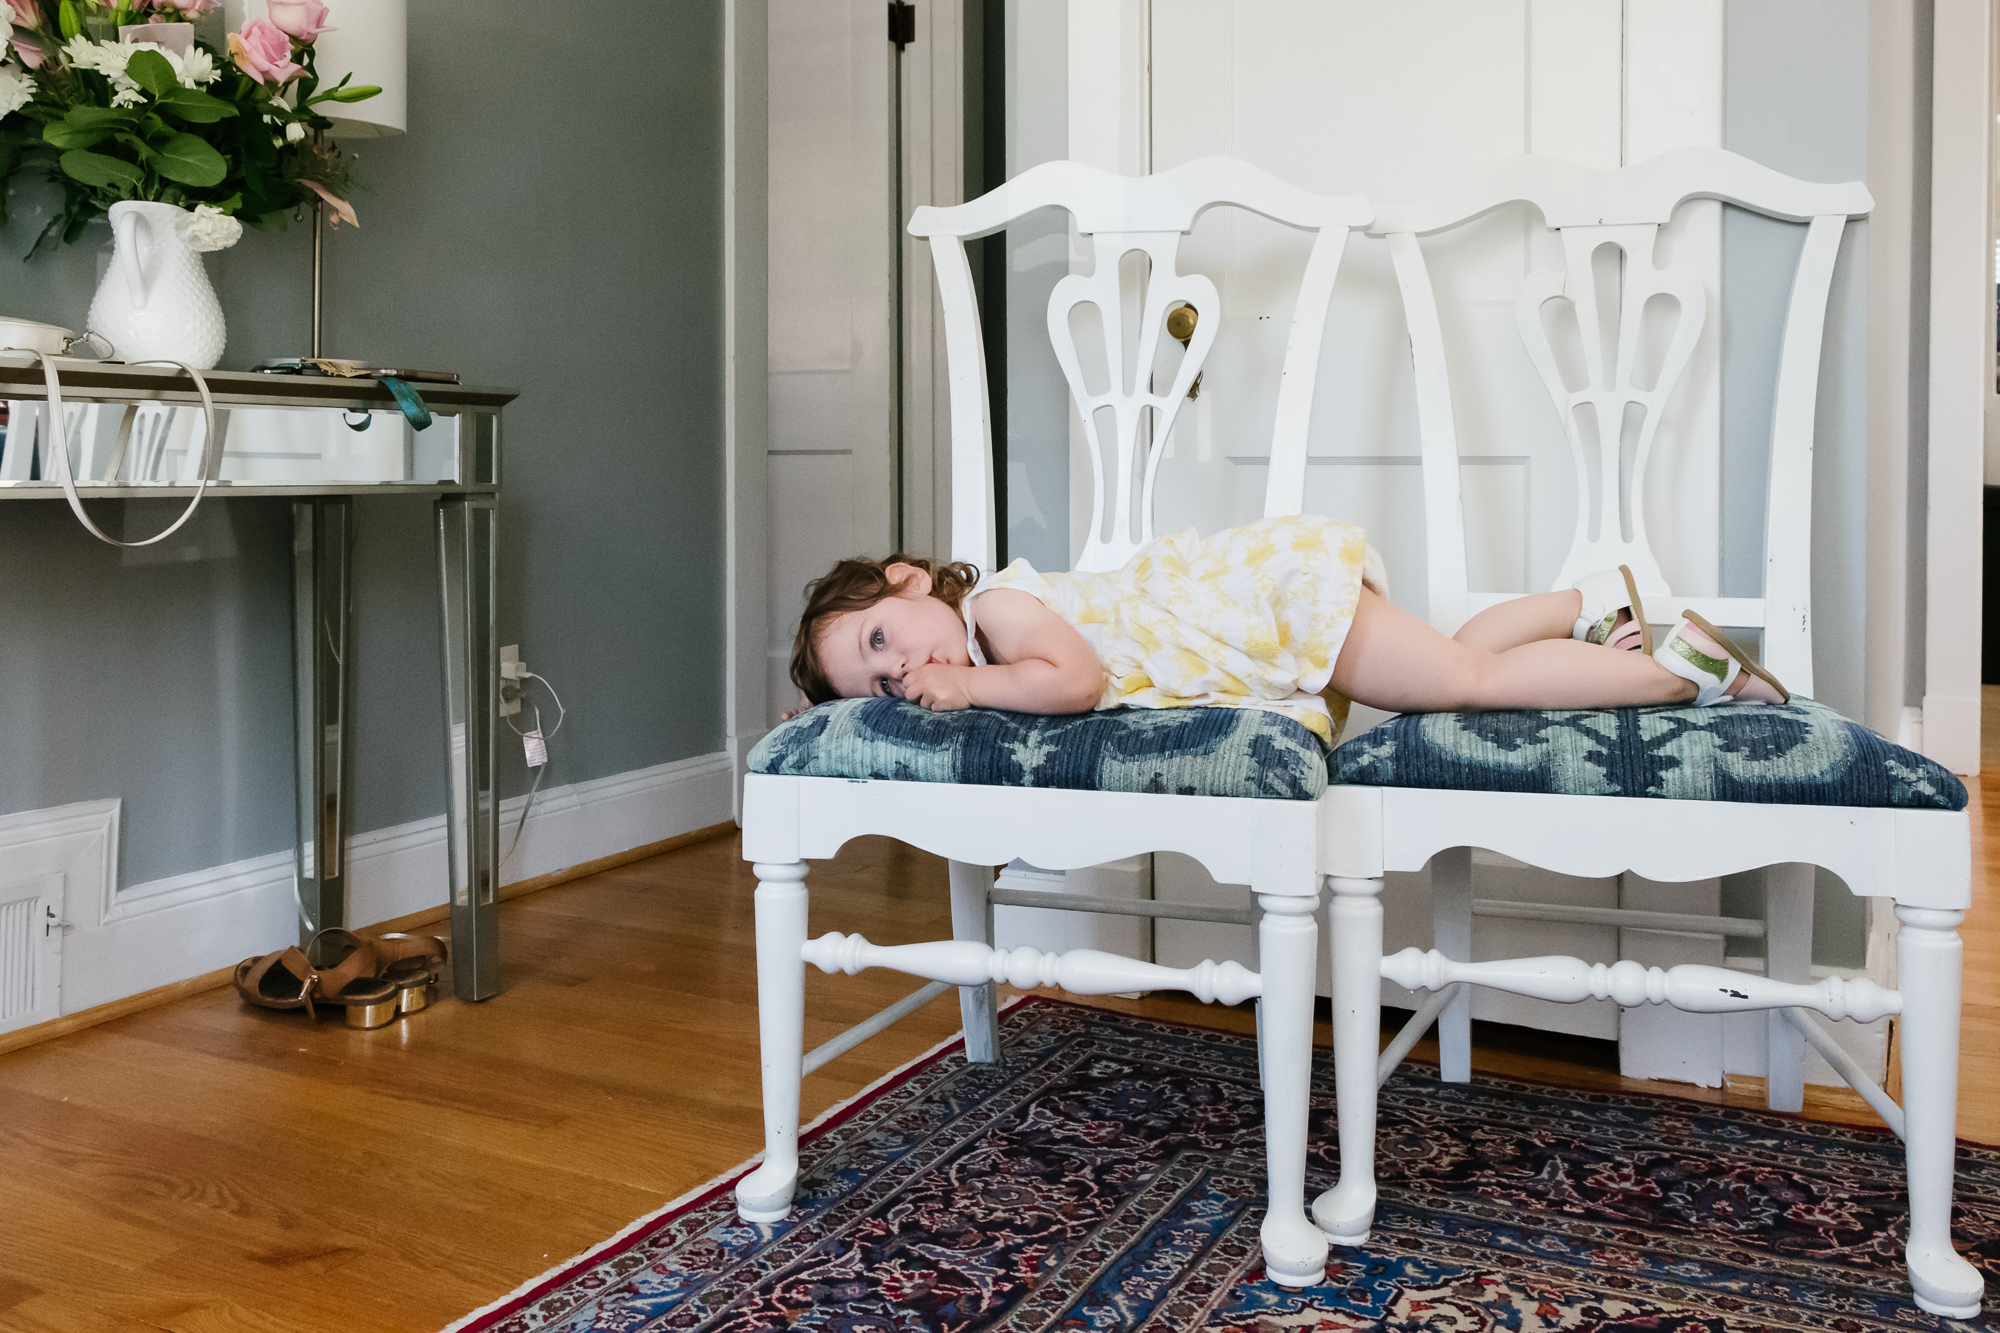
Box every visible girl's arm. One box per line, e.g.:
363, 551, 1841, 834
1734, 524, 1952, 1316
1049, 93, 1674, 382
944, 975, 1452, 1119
903, 588, 1101, 713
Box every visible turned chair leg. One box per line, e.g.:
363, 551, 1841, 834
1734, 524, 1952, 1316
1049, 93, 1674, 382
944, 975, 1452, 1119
1762, 862, 1813, 1113
1252, 896, 1266, 1091
1430, 848, 1472, 1083
1257, 889, 1330, 1288
736, 861, 810, 1222
1895, 904, 1985, 1319
948, 860, 1001, 1063
1314, 874, 1383, 1247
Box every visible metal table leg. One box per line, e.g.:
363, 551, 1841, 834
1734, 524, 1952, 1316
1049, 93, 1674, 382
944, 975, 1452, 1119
437, 495, 499, 1000
291, 498, 353, 946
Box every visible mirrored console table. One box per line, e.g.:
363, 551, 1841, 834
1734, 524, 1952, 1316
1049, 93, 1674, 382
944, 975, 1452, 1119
0, 357, 517, 1002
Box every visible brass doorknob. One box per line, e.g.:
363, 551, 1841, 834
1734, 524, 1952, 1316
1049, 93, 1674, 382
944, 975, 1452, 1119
1166, 304, 1198, 346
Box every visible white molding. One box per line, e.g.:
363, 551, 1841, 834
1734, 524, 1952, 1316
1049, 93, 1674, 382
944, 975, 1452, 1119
107, 845, 291, 926
899, 0, 966, 562
723, 0, 770, 817
0, 800, 118, 1034
0, 800, 122, 924
1923, 0, 1991, 776
45, 754, 733, 1017
1864, 2, 1920, 740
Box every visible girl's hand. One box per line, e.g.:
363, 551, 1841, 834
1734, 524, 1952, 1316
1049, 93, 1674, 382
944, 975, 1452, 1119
903, 663, 975, 711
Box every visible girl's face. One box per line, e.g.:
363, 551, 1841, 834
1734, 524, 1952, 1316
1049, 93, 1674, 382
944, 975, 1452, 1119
816, 564, 972, 699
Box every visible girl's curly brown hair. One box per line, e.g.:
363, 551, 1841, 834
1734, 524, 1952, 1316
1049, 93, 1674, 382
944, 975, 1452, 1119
791, 555, 982, 706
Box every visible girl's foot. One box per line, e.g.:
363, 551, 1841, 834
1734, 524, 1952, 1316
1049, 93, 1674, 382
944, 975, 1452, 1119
1570, 566, 1653, 655
1653, 611, 1789, 706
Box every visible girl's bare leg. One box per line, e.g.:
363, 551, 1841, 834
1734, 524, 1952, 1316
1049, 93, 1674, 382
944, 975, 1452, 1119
1333, 588, 1695, 713
1451, 590, 1584, 653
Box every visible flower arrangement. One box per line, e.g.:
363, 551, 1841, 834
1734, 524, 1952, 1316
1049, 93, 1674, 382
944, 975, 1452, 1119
0, 0, 376, 253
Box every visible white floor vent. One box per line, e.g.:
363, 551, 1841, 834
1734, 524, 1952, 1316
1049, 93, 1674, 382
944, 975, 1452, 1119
0, 875, 62, 1032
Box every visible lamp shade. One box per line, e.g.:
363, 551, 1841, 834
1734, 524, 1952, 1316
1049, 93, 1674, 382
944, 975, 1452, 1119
220, 0, 406, 137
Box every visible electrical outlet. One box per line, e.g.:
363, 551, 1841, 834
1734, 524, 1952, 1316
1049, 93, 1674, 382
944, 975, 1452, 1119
499, 644, 522, 716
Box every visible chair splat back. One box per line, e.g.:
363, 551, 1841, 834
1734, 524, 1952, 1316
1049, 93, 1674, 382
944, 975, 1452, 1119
911, 157, 1371, 572
1370, 147, 1870, 696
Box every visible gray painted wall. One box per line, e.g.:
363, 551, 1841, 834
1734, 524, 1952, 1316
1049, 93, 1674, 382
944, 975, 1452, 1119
1720, 0, 1871, 966
0, 0, 726, 890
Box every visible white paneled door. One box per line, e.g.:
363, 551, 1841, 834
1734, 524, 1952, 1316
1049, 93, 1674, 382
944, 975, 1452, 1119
764, 0, 965, 724
1082, 0, 1731, 1076
765, 0, 899, 723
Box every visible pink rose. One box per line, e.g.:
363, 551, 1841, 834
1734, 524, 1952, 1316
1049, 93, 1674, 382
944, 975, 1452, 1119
265, 0, 334, 41
230, 19, 302, 84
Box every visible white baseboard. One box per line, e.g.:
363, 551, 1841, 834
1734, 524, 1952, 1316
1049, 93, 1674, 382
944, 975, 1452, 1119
47, 751, 733, 1017
1921, 693, 1980, 776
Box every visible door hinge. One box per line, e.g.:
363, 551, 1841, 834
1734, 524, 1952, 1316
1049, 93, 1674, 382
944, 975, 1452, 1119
888, 1, 915, 51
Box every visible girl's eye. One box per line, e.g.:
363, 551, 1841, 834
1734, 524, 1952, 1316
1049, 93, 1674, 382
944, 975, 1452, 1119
870, 628, 885, 650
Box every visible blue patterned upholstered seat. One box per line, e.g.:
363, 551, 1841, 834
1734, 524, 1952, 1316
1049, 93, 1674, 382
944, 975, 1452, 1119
748, 697, 1332, 801
1327, 696, 1965, 811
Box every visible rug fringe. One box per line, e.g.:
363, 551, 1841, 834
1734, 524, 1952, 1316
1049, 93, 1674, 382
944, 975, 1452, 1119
437, 994, 1028, 1333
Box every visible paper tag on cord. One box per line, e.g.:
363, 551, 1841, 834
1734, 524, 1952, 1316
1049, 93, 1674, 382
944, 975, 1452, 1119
523, 729, 548, 768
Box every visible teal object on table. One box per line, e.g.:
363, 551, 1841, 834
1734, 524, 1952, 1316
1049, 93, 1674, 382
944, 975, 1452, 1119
377, 375, 433, 431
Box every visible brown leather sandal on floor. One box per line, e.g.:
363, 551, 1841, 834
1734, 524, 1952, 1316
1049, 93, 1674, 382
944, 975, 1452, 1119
234, 937, 400, 1029
312, 929, 448, 1016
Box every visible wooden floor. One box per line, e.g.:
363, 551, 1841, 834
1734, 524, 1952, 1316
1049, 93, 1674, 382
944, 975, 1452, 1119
4, 744, 1998, 1330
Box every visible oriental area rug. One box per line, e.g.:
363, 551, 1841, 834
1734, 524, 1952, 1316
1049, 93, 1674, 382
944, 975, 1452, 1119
446, 997, 1999, 1332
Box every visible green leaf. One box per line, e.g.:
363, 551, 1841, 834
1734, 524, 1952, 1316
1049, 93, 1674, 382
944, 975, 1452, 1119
42, 121, 110, 150
125, 49, 178, 98
329, 85, 382, 103
67, 107, 140, 131
151, 132, 226, 187
58, 149, 144, 191
156, 87, 237, 123
57, 0, 79, 40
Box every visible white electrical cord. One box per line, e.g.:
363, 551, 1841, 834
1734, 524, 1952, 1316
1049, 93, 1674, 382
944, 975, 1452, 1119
501, 671, 566, 869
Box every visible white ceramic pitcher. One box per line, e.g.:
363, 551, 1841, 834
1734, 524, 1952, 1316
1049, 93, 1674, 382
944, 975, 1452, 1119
88, 200, 226, 369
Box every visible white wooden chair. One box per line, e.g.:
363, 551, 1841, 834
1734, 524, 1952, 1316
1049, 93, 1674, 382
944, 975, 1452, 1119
1317, 147, 1983, 1318
737, 156, 1372, 1288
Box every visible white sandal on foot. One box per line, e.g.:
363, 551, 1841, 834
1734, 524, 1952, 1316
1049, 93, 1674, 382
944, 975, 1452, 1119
1654, 610, 1789, 706
1570, 566, 1654, 655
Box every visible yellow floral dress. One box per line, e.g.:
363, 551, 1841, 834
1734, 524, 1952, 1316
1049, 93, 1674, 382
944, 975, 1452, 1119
963, 514, 1369, 742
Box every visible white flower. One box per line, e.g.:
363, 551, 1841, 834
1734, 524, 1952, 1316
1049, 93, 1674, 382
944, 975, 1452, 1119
61, 36, 221, 103
61, 34, 115, 73
284, 120, 305, 143
176, 46, 219, 85
179, 204, 242, 253
0, 67, 28, 120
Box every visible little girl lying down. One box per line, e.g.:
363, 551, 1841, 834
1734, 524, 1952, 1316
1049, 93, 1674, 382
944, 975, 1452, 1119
789, 514, 1784, 742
